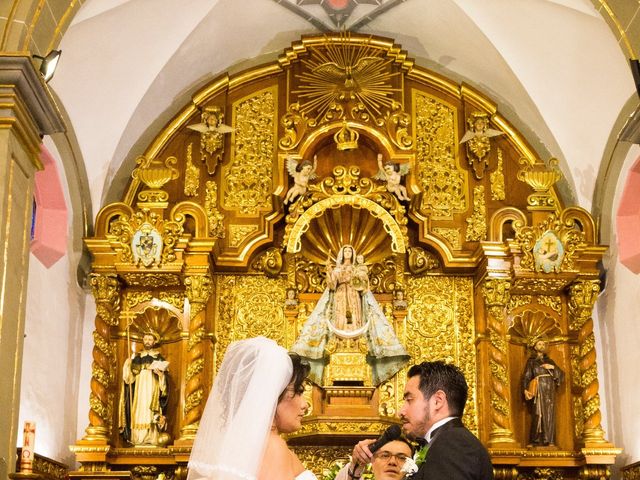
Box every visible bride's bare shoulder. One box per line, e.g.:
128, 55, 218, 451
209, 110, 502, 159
258, 434, 305, 480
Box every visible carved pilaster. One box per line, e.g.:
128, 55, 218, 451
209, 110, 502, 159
568, 280, 607, 445
580, 465, 611, 480
483, 278, 517, 445
0, 56, 64, 478
493, 467, 519, 480
180, 274, 213, 439
84, 274, 121, 441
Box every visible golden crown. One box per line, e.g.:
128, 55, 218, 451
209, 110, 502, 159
334, 119, 359, 151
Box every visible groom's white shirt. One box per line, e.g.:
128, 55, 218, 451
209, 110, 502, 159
424, 416, 456, 443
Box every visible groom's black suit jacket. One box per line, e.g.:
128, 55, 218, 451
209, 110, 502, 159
413, 417, 493, 480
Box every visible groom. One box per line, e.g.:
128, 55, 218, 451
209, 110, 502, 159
351, 361, 493, 479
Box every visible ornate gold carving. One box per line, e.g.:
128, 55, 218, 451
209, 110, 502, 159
284, 165, 407, 255
303, 381, 313, 417
466, 186, 487, 241
380, 100, 413, 150
517, 157, 561, 210
414, 91, 466, 217
108, 208, 184, 266
185, 274, 213, 305
223, 87, 276, 215
493, 467, 519, 480
228, 224, 259, 247
573, 395, 584, 439
181, 274, 213, 439
204, 181, 224, 238
514, 213, 585, 273
292, 420, 394, 437
158, 291, 185, 312
184, 143, 199, 197
124, 291, 153, 310
85, 274, 121, 441
91, 274, 121, 327
191, 105, 232, 175
251, 247, 283, 277
537, 295, 562, 313
292, 446, 352, 479
131, 465, 163, 480
125, 308, 182, 346
461, 111, 504, 180
488, 449, 577, 458
132, 155, 180, 204
215, 275, 287, 371
622, 461, 640, 480
433, 227, 462, 250
490, 148, 506, 201
517, 468, 564, 480
483, 279, 516, 445
26, 452, 68, 479
581, 465, 612, 480
121, 273, 182, 287
290, 33, 403, 126
568, 280, 607, 444
325, 337, 371, 385
406, 276, 478, 435
378, 379, 396, 417
512, 278, 569, 294
507, 306, 562, 346
295, 256, 327, 293
367, 255, 399, 293
508, 294, 532, 311
407, 247, 440, 275
279, 102, 308, 151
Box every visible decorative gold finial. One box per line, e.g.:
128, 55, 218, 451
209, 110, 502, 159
517, 158, 562, 210
132, 155, 180, 206
334, 119, 359, 151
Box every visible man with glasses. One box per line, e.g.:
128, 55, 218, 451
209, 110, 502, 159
336, 438, 414, 480
350, 361, 493, 479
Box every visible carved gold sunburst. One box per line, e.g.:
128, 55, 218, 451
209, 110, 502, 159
293, 35, 400, 119
300, 205, 392, 265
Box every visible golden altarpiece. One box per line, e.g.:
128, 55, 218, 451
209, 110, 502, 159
70, 34, 620, 480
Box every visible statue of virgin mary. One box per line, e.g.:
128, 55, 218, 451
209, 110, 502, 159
291, 244, 409, 386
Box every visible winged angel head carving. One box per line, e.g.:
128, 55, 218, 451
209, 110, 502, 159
187, 106, 234, 174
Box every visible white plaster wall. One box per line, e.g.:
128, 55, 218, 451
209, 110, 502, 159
18, 252, 86, 466
598, 144, 640, 471
17, 139, 88, 467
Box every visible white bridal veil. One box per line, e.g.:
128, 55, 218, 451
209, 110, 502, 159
187, 336, 293, 480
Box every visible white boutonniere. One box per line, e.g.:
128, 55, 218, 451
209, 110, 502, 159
401, 457, 419, 477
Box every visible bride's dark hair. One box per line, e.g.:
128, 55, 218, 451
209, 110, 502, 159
281, 353, 310, 399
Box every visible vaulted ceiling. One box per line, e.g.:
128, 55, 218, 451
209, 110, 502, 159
3, 0, 639, 227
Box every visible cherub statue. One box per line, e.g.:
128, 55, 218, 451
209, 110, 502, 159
375, 153, 410, 201
460, 111, 504, 179
187, 106, 234, 175
284, 155, 318, 204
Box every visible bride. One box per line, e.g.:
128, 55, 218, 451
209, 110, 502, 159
188, 336, 316, 480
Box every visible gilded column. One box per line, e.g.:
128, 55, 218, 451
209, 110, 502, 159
0, 56, 64, 478
83, 274, 121, 441
180, 274, 213, 439
568, 280, 608, 444
483, 278, 517, 445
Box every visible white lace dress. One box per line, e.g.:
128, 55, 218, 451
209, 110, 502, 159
295, 471, 318, 480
